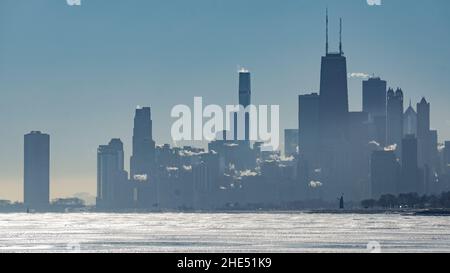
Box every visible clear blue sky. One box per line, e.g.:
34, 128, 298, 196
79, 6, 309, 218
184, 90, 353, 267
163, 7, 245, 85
1, 0, 449, 201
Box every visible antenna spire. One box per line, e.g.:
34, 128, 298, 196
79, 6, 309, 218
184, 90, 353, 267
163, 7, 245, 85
339, 18, 343, 55
326, 8, 329, 54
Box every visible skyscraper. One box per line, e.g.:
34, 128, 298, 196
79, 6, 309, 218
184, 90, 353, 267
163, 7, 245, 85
387, 88, 404, 154
318, 12, 351, 199
400, 134, 421, 194
97, 139, 129, 208
403, 102, 417, 137
363, 77, 387, 118
130, 107, 156, 182
417, 97, 431, 168
371, 150, 400, 198
24, 131, 50, 208
363, 77, 387, 146
319, 15, 349, 141
298, 93, 320, 168
284, 129, 299, 157
236, 69, 251, 141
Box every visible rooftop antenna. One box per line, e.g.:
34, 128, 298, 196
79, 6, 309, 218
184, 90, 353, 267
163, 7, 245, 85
326, 8, 329, 55
339, 17, 343, 55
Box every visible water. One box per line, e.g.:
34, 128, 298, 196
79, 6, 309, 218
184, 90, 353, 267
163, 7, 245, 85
0, 212, 449, 253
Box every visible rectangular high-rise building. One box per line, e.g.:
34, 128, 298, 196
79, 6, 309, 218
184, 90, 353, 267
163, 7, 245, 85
417, 97, 431, 168
97, 138, 129, 208
363, 77, 387, 146
298, 93, 320, 169
387, 88, 404, 155
401, 134, 421, 194
24, 131, 50, 208
130, 107, 156, 182
363, 77, 387, 118
235, 69, 251, 141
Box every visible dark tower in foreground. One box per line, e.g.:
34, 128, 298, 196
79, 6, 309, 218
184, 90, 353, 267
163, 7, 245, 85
319, 15, 349, 140
24, 131, 50, 208
318, 12, 351, 199
130, 107, 155, 182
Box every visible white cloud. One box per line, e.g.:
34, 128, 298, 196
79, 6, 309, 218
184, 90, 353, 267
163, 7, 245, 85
349, 72, 370, 79
367, 0, 382, 6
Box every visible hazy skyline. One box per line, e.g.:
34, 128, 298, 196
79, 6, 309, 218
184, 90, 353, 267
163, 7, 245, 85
1, 0, 450, 201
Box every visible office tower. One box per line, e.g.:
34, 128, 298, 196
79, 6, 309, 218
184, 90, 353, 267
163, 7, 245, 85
363, 77, 387, 146
284, 129, 299, 157
319, 15, 349, 140
235, 69, 251, 141
97, 139, 129, 208
298, 93, 320, 168
130, 107, 156, 181
403, 102, 417, 137
24, 131, 50, 208
318, 12, 351, 199
363, 77, 387, 118
417, 97, 431, 168
400, 134, 421, 194
371, 150, 400, 199
387, 88, 404, 154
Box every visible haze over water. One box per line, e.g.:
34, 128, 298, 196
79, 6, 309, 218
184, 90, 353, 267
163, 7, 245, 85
1, 213, 450, 253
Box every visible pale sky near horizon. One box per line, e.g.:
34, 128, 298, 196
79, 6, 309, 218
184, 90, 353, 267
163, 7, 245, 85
0, 0, 449, 201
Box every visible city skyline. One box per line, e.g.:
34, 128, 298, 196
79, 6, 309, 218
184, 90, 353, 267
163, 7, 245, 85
1, 0, 450, 201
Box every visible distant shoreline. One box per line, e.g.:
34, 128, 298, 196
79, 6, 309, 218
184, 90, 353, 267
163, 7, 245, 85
1, 208, 450, 216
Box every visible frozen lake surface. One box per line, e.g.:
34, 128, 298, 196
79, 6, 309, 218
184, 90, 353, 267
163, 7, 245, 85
0, 212, 449, 253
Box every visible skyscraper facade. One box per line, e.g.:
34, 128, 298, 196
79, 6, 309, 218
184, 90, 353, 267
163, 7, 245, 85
236, 69, 251, 141
317, 14, 352, 199
387, 88, 404, 154
363, 77, 387, 146
298, 93, 320, 169
417, 97, 431, 169
24, 131, 50, 208
401, 134, 421, 194
97, 139, 129, 208
130, 107, 156, 182
403, 103, 417, 137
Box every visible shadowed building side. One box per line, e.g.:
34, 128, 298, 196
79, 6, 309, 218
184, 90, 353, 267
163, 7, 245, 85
24, 131, 50, 209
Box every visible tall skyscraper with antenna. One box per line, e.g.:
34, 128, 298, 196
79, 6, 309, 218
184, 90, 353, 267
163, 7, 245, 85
319, 12, 349, 141
318, 10, 351, 199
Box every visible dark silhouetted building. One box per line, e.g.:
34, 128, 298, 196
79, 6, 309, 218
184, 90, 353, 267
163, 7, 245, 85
298, 93, 320, 170
387, 88, 404, 155
97, 139, 130, 208
24, 131, 50, 208
130, 107, 156, 182
400, 134, 421, 194
363, 77, 387, 146
371, 150, 400, 198
403, 102, 417, 137
417, 97, 431, 169
234, 69, 252, 141
318, 14, 351, 199
284, 129, 299, 157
